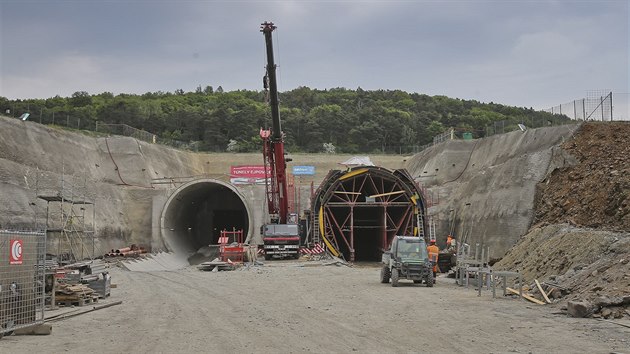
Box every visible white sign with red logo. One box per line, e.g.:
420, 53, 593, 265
230, 165, 271, 185
10, 239, 23, 265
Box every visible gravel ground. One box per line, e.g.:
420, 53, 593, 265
3, 261, 630, 353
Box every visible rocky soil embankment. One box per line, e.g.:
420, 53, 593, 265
534, 122, 629, 230
496, 122, 630, 319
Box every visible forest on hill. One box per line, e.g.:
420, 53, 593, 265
0, 87, 565, 154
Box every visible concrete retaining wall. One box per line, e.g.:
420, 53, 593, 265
405, 124, 580, 257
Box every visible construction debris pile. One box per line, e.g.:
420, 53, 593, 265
495, 122, 630, 318
47, 259, 112, 307
197, 258, 240, 272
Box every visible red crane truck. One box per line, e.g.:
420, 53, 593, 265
260, 22, 300, 260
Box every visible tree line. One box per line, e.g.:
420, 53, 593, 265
0, 87, 566, 154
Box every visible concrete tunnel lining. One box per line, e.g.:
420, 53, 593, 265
160, 179, 252, 255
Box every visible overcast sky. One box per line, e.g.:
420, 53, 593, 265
0, 0, 628, 117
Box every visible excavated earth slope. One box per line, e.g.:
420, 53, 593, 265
495, 122, 630, 319
534, 122, 629, 230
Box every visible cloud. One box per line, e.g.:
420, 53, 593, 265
2, 53, 110, 98
0, 0, 627, 117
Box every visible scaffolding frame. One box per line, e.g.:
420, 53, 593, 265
36, 166, 96, 264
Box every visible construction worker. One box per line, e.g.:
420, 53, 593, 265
427, 240, 440, 279
449, 236, 457, 252
446, 234, 453, 248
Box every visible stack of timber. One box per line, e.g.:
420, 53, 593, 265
55, 259, 111, 298
55, 284, 99, 307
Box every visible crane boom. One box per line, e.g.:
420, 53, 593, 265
260, 21, 289, 225
259, 21, 300, 260
262, 22, 282, 141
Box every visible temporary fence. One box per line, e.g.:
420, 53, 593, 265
543, 91, 614, 121
95, 123, 206, 151
433, 128, 455, 144
96, 123, 157, 144
0, 230, 46, 336
484, 115, 575, 137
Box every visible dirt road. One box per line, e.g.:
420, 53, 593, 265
4, 261, 630, 353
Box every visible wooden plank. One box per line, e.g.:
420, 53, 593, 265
506, 287, 546, 305
339, 168, 368, 180
369, 190, 406, 198
546, 286, 555, 298
535, 279, 552, 304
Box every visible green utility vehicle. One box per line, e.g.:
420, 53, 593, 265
380, 236, 434, 287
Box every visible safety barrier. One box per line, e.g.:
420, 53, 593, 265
0, 230, 46, 336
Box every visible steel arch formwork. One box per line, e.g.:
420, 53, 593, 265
312, 166, 426, 262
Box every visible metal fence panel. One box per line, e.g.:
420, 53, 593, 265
544, 91, 615, 121
0, 230, 46, 335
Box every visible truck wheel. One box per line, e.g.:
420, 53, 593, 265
426, 272, 434, 287
264, 254, 272, 261
293, 253, 301, 260
391, 268, 399, 287
380, 266, 391, 283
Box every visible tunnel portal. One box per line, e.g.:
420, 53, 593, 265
160, 179, 251, 254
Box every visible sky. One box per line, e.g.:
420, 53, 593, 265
0, 0, 628, 118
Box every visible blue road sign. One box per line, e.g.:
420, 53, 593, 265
292, 165, 315, 175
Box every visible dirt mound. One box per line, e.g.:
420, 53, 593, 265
496, 122, 630, 318
494, 224, 630, 318
534, 122, 630, 231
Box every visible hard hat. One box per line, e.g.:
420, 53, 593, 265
430, 239, 436, 244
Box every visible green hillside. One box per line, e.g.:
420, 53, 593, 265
0, 87, 566, 154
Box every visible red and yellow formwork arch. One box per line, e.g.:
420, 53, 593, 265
311, 166, 426, 262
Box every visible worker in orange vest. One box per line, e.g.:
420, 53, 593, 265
427, 239, 440, 279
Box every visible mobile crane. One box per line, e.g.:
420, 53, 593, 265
260, 21, 300, 260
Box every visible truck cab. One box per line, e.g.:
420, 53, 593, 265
262, 223, 300, 260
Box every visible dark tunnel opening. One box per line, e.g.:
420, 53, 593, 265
328, 204, 414, 262
351, 207, 384, 262
330, 205, 403, 262
161, 180, 250, 254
